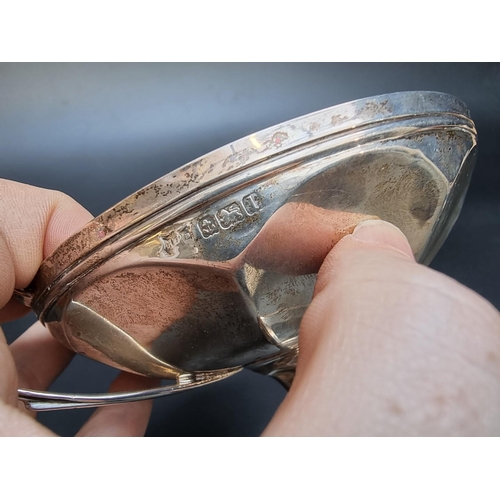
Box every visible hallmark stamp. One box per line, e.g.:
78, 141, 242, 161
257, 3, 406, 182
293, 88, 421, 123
216, 202, 245, 230
242, 193, 262, 215
197, 191, 263, 239
179, 226, 194, 241
197, 215, 220, 238
159, 224, 197, 257
159, 231, 180, 256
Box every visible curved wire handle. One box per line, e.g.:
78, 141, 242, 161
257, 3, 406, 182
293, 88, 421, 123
18, 367, 242, 411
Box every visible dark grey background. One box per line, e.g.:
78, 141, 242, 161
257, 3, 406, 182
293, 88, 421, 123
1, 63, 499, 436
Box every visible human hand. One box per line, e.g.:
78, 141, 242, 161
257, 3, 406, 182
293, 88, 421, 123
0, 179, 155, 436
264, 219, 500, 436
3, 180, 499, 436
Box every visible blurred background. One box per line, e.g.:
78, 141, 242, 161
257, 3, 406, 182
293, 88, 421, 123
1, 63, 499, 436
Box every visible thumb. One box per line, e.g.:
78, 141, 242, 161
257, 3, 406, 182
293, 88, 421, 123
264, 220, 500, 436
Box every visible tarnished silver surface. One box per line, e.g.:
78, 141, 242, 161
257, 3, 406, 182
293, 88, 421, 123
15, 91, 477, 410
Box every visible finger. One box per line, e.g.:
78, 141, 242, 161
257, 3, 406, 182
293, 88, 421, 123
0, 297, 31, 323
0, 326, 18, 406
10, 322, 75, 393
0, 179, 92, 320
0, 401, 56, 436
1, 320, 59, 434
264, 220, 500, 436
77, 372, 158, 437
244, 202, 377, 275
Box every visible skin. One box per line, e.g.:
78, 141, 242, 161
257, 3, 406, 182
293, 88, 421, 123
0, 180, 156, 436
1, 179, 499, 436
264, 220, 500, 436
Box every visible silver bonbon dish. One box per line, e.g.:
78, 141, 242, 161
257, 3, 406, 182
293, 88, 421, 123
15, 91, 477, 410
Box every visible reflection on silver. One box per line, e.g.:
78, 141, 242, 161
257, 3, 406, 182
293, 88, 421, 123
15, 91, 477, 410
18, 367, 242, 411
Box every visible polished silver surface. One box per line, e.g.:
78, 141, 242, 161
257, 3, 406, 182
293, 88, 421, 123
15, 91, 477, 409
18, 367, 242, 411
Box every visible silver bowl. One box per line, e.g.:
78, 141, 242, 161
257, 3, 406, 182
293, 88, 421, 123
15, 91, 477, 410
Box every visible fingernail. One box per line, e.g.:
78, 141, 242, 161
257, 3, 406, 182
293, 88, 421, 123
352, 219, 415, 259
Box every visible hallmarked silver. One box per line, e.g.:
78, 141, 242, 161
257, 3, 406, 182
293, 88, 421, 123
14, 91, 477, 410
